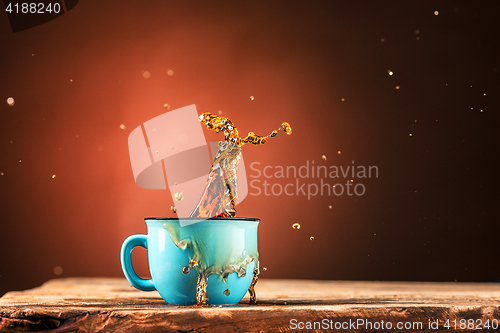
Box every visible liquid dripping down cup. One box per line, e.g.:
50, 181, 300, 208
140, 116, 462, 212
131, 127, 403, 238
120, 217, 259, 305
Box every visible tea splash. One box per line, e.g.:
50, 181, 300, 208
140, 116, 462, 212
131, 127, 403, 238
165, 112, 291, 305
191, 113, 291, 218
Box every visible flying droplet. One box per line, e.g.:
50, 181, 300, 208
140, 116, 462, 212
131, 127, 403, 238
329, 205, 332, 209
52, 175, 56, 179
281, 122, 292, 135
434, 10, 439, 15
120, 124, 126, 130
69, 79, 73, 83
6, 97, 15, 106
53, 266, 63, 275
380, 38, 385, 42
337, 151, 341, 154
322, 155, 327, 161
167, 69, 174, 76
174, 191, 184, 201
341, 98, 345, 102
182, 266, 190, 274
350, 179, 354, 183
218, 110, 223, 115
292, 223, 300, 230
415, 30, 420, 34
310, 236, 315, 241
250, 96, 255, 101
409, 133, 413, 136
263, 267, 268, 271
142, 70, 151, 79
171, 205, 177, 213
223, 289, 230, 297
395, 85, 400, 90
164, 104, 170, 109
388, 70, 393, 75
0, 172, 4, 176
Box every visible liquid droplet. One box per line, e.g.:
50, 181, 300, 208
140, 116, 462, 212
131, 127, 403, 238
6, 97, 15, 106
142, 70, 151, 79
341, 98, 345, 102
329, 205, 332, 209
167, 69, 174, 76
322, 155, 327, 161
171, 205, 177, 213
388, 70, 393, 75
218, 110, 223, 115
119, 124, 126, 130
53, 266, 63, 275
310, 236, 315, 241
337, 151, 341, 154
263, 267, 267, 271
174, 191, 184, 201
223, 289, 230, 297
281, 122, 292, 135
249, 96, 255, 101
395, 85, 400, 90
182, 266, 190, 274
52, 175, 56, 179
189, 259, 198, 268
292, 223, 300, 230
164, 103, 170, 109
434, 10, 439, 15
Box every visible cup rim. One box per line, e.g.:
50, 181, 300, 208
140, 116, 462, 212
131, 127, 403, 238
144, 217, 260, 222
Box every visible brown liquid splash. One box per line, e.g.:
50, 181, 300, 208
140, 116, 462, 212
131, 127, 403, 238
191, 113, 291, 218
171, 112, 291, 306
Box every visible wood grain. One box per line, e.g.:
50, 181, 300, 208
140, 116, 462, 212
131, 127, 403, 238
1, 278, 500, 332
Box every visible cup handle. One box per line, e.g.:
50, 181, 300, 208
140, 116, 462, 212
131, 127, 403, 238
120, 234, 156, 291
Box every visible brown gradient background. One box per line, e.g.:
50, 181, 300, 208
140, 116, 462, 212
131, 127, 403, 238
1, 1, 499, 296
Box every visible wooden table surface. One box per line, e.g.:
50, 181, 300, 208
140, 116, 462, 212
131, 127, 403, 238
1, 278, 500, 332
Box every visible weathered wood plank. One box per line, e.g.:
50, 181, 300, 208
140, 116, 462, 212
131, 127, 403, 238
1, 278, 500, 332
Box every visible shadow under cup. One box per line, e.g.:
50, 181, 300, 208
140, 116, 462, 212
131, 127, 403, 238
121, 217, 259, 305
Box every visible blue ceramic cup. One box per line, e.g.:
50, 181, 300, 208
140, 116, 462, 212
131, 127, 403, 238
120, 217, 259, 305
